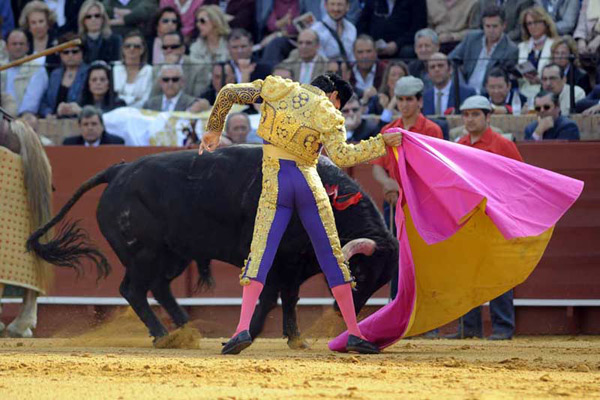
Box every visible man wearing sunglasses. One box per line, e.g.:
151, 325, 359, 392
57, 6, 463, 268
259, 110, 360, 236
144, 65, 200, 112
524, 90, 580, 140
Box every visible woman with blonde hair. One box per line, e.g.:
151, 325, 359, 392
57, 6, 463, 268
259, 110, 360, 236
517, 6, 559, 99
113, 30, 154, 108
368, 61, 409, 116
189, 5, 231, 66
551, 36, 592, 93
78, 0, 122, 64
18, 1, 58, 68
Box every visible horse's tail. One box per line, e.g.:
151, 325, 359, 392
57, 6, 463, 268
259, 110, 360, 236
26, 162, 126, 281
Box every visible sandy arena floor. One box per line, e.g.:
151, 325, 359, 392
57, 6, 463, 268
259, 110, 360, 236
1, 322, 599, 400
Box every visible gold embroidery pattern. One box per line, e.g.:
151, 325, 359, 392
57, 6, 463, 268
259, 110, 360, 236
297, 164, 354, 286
241, 156, 280, 285
206, 81, 262, 132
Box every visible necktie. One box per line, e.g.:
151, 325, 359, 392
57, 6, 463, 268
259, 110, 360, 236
435, 90, 443, 115
164, 99, 172, 112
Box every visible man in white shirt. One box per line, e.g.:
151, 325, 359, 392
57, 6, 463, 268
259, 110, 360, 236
541, 63, 585, 116
1, 29, 39, 113
144, 65, 199, 112
312, 0, 356, 62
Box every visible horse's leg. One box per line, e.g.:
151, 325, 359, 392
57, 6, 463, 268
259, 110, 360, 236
7, 289, 38, 338
0, 283, 5, 333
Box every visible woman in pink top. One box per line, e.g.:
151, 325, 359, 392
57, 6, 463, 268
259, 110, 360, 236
160, 0, 205, 39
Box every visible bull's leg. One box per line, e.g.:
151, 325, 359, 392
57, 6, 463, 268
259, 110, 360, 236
281, 284, 309, 349
119, 276, 168, 339
151, 280, 188, 328
249, 284, 279, 339
0, 283, 5, 333
7, 289, 38, 338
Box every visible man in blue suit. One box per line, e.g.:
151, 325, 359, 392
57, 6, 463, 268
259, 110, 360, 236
423, 52, 477, 116
524, 90, 580, 140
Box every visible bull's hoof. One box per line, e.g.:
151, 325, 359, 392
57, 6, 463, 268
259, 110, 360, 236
7, 327, 33, 338
153, 334, 173, 349
287, 336, 310, 350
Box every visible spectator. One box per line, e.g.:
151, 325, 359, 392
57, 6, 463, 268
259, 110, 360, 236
78, 0, 122, 64
525, 90, 580, 140
18, 1, 58, 68
471, 0, 535, 42
159, 0, 204, 39
113, 30, 153, 108
445, 95, 522, 341
349, 35, 386, 100
484, 67, 529, 114
372, 76, 444, 300
282, 29, 328, 84
148, 6, 183, 65
576, 84, 600, 115
144, 65, 201, 112
39, 33, 88, 118
537, 0, 580, 36
426, 0, 479, 53
368, 61, 409, 117
272, 63, 295, 80
222, 112, 252, 145
256, 0, 300, 41
189, 5, 231, 88
540, 63, 584, 116
48, 0, 85, 35
76, 60, 126, 114
204, 0, 256, 37
104, 0, 158, 37
449, 5, 518, 94
200, 62, 236, 104
517, 6, 559, 100
408, 28, 440, 90
574, 0, 600, 60
228, 28, 272, 83
151, 31, 207, 97
342, 94, 380, 141
357, 0, 427, 59
1, 29, 39, 113
423, 52, 477, 116
311, 0, 356, 62
1, 1, 15, 39
63, 105, 124, 145
551, 36, 592, 94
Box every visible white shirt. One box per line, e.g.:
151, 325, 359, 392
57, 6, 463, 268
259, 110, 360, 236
434, 80, 452, 115
113, 63, 153, 108
84, 138, 101, 147
468, 35, 502, 93
162, 91, 183, 112
312, 14, 357, 62
558, 84, 585, 116
299, 55, 317, 84
352, 63, 377, 92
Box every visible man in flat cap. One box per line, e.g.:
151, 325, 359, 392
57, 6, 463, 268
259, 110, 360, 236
444, 94, 522, 341
371, 75, 444, 300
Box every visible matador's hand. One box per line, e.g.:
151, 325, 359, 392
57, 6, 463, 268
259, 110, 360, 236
382, 129, 403, 147
199, 131, 221, 155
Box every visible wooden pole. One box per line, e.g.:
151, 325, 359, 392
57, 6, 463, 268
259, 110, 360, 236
0, 39, 82, 72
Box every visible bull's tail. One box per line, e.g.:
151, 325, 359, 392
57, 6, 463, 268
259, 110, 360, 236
193, 261, 215, 292
26, 163, 126, 280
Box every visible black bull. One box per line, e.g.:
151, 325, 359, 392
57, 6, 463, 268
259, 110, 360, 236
28, 146, 398, 345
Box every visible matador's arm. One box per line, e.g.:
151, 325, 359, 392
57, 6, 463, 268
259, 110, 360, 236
317, 98, 387, 168
205, 80, 263, 132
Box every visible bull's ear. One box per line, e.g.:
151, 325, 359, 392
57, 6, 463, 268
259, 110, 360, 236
342, 238, 376, 261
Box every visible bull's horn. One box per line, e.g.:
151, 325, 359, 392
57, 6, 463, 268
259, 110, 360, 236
342, 238, 376, 261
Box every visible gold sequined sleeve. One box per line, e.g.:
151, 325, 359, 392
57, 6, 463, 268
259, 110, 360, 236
205, 80, 263, 132
316, 99, 386, 168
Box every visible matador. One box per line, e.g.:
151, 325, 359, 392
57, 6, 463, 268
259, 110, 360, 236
200, 73, 402, 354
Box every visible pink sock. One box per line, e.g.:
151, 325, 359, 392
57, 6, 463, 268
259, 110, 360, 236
331, 283, 365, 339
233, 280, 264, 337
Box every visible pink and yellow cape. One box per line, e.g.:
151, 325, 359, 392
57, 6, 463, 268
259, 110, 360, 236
329, 129, 584, 351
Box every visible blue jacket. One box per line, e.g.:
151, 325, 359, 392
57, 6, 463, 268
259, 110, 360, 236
39, 64, 89, 117
423, 82, 477, 116
524, 116, 580, 140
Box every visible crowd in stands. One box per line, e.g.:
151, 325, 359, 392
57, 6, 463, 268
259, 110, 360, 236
0, 0, 599, 148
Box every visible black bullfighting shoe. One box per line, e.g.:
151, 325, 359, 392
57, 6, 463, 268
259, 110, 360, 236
221, 330, 252, 355
346, 335, 380, 354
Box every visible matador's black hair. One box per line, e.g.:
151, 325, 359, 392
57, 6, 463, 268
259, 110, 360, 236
311, 72, 353, 109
